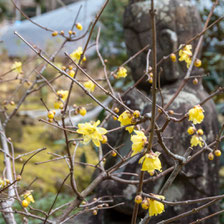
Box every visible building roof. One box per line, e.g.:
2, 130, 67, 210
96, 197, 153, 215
0, 0, 104, 57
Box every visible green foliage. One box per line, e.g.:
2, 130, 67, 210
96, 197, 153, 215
0, 0, 11, 21
94, 0, 128, 62
194, 1, 224, 92
8, 193, 72, 224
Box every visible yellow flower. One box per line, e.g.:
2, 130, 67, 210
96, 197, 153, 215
118, 110, 135, 133
22, 191, 35, 207
139, 152, 162, 174
131, 131, 147, 156
68, 70, 75, 78
188, 105, 204, 124
12, 61, 23, 73
77, 120, 107, 147
148, 194, 165, 217
57, 90, 68, 101
116, 67, 127, 78
70, 47, 86, 63
179, 45, 192, 68
84, 80, 96, 92
190, 135, 204, 147
0, 178, 7, 188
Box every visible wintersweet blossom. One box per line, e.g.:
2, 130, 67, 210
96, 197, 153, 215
139, 152, 162, 174
77, 120, 107, 147
0, 178, 9, 188
23, 191, 35, 203
70, 47, 86, 63
116, 67, 127, 78
190, 135, 204, 147
179, 44, 192, 68
118, 110, 135, 133
54, 101, 64, 109
57, 90, 68, 101
12, 61, 23, 73
84, 80, 96, 92
131, 131, 147, 156
188, 105, 204, 124
148, 194, 165, 217
22, 191, 35, 208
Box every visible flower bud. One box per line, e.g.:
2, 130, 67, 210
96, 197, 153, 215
16, 175, 22, 181
194, 59, 202, 67
208, 152, 214, 161
47, 111, 55, 119
76, 23, 83, 30
187, 126, 196, 135
193, 78, 198, 85
101, 135, 108, 144
170, 53, 177, 62
214, 150, 221, 157
141, 199, 149, 210
111, 151, 117, 157
51, 31, 58, 37
197, 129, 204, 136
133, 110, 140, 118
135, 195, 143, 204
10, 101, 15, 106
22, 200, 29, 208
68, 65, 73, 70
79, 107, 87, 116
113, 116, 118, 121
114, 107, 119, 113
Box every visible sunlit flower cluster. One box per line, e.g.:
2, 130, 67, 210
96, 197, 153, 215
118, 110, 136, 133
187, 105, 205, 148
77, 120, 107, 147
179, 44, 192, 68
54, 90, 68, 110
11, 61, 23, 74
21, 191, 35, 208
139, 152, 162, 175
130, 130, 147, 156
70, 47, 86, 64
179, 44, 202, 68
